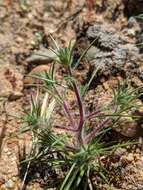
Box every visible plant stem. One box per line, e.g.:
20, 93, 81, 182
86, 110, 101, 120
82, 64, 100, 97
21, 160, 31, 190
93, 114, 142, 119
85, 119, 109, 144
68, 66, 85, 146
87, 166, 93, 190
54, 125, 78, 132
21, 143, 35, 190
53, 85, 76, 129
63, 101, 77, 129
73, 38, 98, 69
60, 162, 76, 190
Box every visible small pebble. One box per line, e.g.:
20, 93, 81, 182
12, 177, 17, 182
5, 179, 14, 189
126, 153, 134, 162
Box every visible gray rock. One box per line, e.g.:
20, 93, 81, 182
86, 24, 143, 80
86, 46, 100, 60
27, 48, 56, 64
87, 24, 122, 51
5, 179, 14, 188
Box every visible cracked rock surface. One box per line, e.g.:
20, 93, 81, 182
86, 24, 143, 85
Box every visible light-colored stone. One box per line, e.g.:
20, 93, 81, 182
24, 64, 50, 85
127, 153, 134, 162
4, 179, 14, 189
27, 48, 56, 64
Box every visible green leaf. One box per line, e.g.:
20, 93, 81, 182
80, 64, 101, 97
80, 85, 88, 97
73, 38, 98, 69
60, 162, 76, 190
75, 165, 86, 188
63, 169, 79, 190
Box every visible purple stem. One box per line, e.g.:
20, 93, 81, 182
63, 101, 77, 129
54, 125, 78, 132
86, 110, 101, 120
53, 85, 77, 129
85, 119, 110, 144
68, 67, 85, 145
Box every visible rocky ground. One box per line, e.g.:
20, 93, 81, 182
0, 0, 143, 189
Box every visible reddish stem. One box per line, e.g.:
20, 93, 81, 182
63, 101, 77, 129
86, 110, 101, 120
53, 85, 76, 129
85, 119, 110, 144
68, 67, 85, 145
54, 125, 78, 132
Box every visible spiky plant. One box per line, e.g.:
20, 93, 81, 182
21, 38, 142, 189
112, 81, 142, 111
